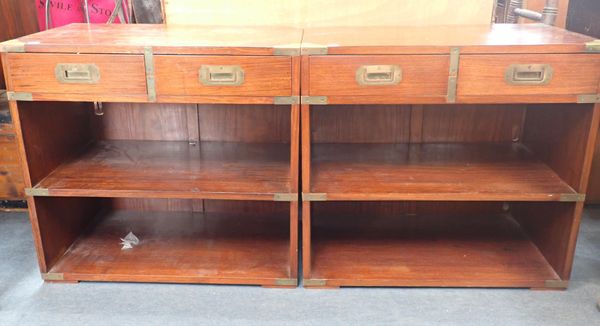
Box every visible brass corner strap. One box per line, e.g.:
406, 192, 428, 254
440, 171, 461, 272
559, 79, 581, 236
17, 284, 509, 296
301, 96, 328, 105
25, 187, 50, 197
0, 90, 7, 102
143, 46, 157, 102
275, 278, 298, 286
446, 47, 460, 103
585, 40, 600, 52
577, 94, 600, 103
301, 44, 328, 55
6, 92, 33, 101
302, 193, 327, 201
559, 193, 586, 202
0, 39, 25, 53
544, 279, 568, 288
43, 272, 64, 281
273, 193, 299, 201
304, 279, 327, 287
273, 45, 301, 56
274, 96, 300, 105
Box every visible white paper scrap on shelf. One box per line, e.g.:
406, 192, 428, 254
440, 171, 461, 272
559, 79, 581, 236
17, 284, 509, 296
120, 232, 140, 250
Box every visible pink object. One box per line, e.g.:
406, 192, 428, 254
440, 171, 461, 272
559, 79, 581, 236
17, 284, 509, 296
37, 0, 130, 30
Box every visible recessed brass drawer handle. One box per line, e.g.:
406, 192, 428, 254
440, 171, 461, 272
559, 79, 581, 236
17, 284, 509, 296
505, 64, 553, 85
55, 64, 100, 84
356, 65, 402, 86
200, 65, 245, 86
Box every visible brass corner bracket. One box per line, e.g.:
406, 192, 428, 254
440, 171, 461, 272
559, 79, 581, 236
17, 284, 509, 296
544, 279, 568, 289
275, 278, 298, 286
274, 193, 299, 201
577, 94, 600, 104
274, 96, 300, 105
144, 46, 157, 102
304, 279, 327, 287
585, 40, 600, 52
446, 47, 460, 103
273, 45, 301, 56
43, 272, 64, 281
301, 44, 328, 55
7, 92, 33, 101
0, 39, 25, 53
559, 193, 586, 202
25, 187, 50, 197
301, 96, 328, 105
302, 193, 327, 201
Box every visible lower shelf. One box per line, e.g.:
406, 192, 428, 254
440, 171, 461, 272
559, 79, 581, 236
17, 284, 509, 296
48, 209, 294, 285
309, 210, 561, 288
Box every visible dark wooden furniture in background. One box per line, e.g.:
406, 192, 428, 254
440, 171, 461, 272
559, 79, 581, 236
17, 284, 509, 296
0, 0, 38, 206
566, 0, 600, 203
0, 24, 301, 286
300, 24, 600, 289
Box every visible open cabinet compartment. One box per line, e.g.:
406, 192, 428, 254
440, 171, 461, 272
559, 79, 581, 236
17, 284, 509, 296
302, 103, 597, 289
17, 101, 299, 286
306, 200, 574, 288
35, 197, 295, 285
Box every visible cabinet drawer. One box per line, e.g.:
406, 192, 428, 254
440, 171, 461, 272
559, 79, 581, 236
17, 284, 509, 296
308, 55, 449, 100
154, 56, 292, 97
6, 53, 148, 101
458, 54, 600, 98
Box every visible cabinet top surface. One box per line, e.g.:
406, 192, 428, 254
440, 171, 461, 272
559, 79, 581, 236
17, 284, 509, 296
0, 24, 304, 55
303, 24, 598, 54
1, 23, 597, 56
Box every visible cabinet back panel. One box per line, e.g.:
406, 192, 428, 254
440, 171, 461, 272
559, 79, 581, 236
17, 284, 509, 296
312, 105, 524, 144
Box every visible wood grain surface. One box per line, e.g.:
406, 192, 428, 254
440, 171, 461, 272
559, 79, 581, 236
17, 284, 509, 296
302, 24, 596, 55
33, 140, 292, 200
311, 143, 579, 201
155, 55, 292, 97
308, 55, 448, 100
3, 24, 303, 55
458, 54, 600, 98
309, 204, 560, 288
49, 208, 293, 285
6, 53, 148, 101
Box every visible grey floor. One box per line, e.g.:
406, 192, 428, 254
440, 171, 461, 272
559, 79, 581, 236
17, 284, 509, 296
1, 210, 599, 326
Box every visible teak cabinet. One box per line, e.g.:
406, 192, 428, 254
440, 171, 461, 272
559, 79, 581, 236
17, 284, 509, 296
300, 24, 600, 289
0, 24, 302, 287
2, 23, 600, 289
0, 0, 38, 204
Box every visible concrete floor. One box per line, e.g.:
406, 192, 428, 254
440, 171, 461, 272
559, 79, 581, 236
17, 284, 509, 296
1, 210, 599, 326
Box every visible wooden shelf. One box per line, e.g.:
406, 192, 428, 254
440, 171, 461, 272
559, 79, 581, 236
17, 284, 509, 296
33, 140, 292, 200
49, 209, 292, 285
311, 143, 579, 201
309, 212, 560, 288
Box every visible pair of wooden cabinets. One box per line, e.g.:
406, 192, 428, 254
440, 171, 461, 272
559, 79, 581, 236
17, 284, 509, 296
2, 23, 600, 289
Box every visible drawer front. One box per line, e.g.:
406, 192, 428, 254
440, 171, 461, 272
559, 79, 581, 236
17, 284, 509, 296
154, 56, 292, 97
458, 54, 600, 97
308, 55, 449, 97
6, 53, 147, 99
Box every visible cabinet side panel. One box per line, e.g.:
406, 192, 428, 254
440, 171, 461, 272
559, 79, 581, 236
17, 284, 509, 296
0, 133, 25, 199
512, 202, 578, 279
522, 104, 597, 192
17, 101, 95, 186
33, 197, 105, 272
